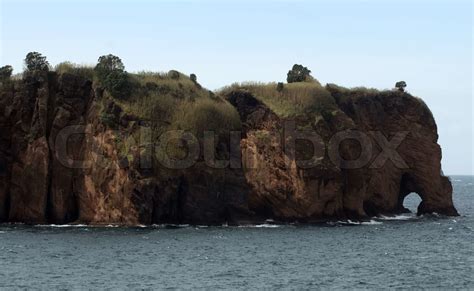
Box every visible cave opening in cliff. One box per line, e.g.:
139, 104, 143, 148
403, 193, 422, 213
399, 173, 422, 213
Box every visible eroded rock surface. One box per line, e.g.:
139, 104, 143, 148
0, 73, 457, 225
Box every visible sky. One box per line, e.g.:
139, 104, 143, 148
0, 0, 472, 175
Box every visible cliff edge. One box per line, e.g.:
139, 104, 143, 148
0, 71, 457, 225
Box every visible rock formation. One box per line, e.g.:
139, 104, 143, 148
0, 72, 458, 225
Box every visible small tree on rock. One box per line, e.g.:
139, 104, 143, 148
287, 64, 312, 83
95, 54, 130, 99
103, 70, 130, 99
395, 81, 407, 92
0, 65, 13, 81
276, 82, 284, 92
25, 52, 50, 72
95, 54, 125, 83
190, 73, 197, 83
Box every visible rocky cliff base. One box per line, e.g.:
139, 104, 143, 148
0, 72, 458, 225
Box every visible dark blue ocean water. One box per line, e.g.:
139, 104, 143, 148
0, 176, 472, 289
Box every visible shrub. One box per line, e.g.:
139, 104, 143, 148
103, 70, 131, 99
287, 64, 311, 83
169, 70, 180, 80
25, 52, 50, 72
190, 73, 197, 83
95, 54, 130, 99
395, 81, 407, 92
54, 62, 95, 80
54, 61, 74, 73
172, 97, 241, 136
99, 112, 119, 129
276, 82, 284, 92
0, 65, 13, 81
220, 81, 334, 118
95, 54, 125, 82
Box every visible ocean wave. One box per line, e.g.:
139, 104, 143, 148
330, 219, 383, 226
35, 224, 89, 228
377, 214, 416, 221
150, 224, 191, 228
237, 224, 280, 228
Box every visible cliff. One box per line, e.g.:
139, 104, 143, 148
0, 71, 458, 225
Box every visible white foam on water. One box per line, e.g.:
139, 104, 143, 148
330, 219, 382, 226
377, 214, 416, 221
344, 219, 383, 225
238, 224, 281, 228
35, 224, 89, 228
151, 224, 190, 228
255, 224, 280, 228
361, 220, 383, 225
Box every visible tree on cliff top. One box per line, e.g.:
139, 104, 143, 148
25, 52, 50, 72
95, 54, 130, 99
287, 64, 312, 83
190, 73, 197, 83
95, 54, 125, 82
395, 81, 407, 92
0, 65, 13, 81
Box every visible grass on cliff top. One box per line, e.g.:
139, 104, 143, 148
54, 62, 96, 81
52, 63, 242, 135
112, 71, 241, 137
219, 81, 338, 118
118, 90, 241, 134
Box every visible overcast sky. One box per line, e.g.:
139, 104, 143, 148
0, 0, 472, 174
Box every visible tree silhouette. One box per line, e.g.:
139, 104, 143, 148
25, 52, 50, 72
287, 64, 311, 83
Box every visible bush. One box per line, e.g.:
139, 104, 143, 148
395, 81, 407, 92
95, 54, 130, 99
172, 97, 241, 136
25, 52, 50, 72
99, 112, 119, 129
220, 81, 334, 118
276, 82, 284, 92
95, 54, 125, 82
287, 64, 311, 83
103, 70, 131, 99
54, 62, 95, 80
190, 73, 197, 83
169, 70, 180, 80
0, 65, 13, 81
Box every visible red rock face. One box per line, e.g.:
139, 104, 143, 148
226, 89, 458, 221
0, 74, 457, 225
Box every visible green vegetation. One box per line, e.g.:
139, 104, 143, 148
395, 81, 407, 92
287, 64, 312, 83
25, 52, 50, 72
54, 62, 95, 80
0, 65, 13, 81
95, 54, 130, 99
169, 70, 180, 80
190, 73, 197, 83
220, 81, 336, 118
276, 82, 284, 92
116, 71, 240, 133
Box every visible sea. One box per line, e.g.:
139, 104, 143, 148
0, 176, 472, 289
